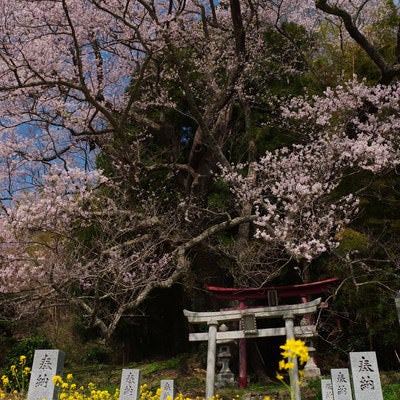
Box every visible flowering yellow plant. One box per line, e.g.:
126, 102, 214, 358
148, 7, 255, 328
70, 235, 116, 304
53, 379, 253, 400
1, 355, 31, 398
52, 374, 119, 400
279, 339, 310, 366
276, 339, 309, 400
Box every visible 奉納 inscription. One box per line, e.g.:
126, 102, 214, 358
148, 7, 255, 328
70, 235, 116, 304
330, 368, 353, 400
27, 350, 65, 400
350, 352, 383, 400
119, 369, 141, 400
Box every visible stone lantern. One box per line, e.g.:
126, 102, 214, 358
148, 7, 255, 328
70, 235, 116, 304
215, 324, 235, 388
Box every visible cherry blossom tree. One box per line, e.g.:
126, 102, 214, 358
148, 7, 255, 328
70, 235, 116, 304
0, 0, 399, 341
221, 78, 400, 262
0, 0, 284, 339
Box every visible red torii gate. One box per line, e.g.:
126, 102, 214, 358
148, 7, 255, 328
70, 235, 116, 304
206, 277, 341, 388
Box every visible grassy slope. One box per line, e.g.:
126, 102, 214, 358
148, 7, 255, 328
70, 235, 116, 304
63, 355, 400, 400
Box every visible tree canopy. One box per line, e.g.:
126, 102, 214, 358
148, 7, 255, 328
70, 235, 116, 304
0, 0, 399, 352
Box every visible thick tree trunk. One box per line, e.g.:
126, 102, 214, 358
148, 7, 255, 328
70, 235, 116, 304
187, 104, 233, 197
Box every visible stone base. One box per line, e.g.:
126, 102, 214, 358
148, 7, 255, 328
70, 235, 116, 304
215, 373, 235, 389
304, 347, 321, 380
304, 359, 321, 380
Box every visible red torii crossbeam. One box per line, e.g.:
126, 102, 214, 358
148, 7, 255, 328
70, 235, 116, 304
206, 277, 341, 388
206, 277, 341, 302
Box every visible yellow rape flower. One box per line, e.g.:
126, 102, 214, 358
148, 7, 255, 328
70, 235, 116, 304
276, 339, 309, 400
52, 376, 63, 385
1, 375, 9, 386
279, 339, 310, 364
285, 362, 295, 370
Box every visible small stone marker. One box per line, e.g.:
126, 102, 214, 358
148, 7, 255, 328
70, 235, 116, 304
27, 349, 65, 400
119, 369, 141, 400
321, 378, 334, 400
349, 351, 383, 400
160, 379, 174, 400
331, 368, 353, 400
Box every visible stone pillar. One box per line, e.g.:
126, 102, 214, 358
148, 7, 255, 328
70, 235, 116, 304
160, 380, 174, 400
395, 291, 400, 326
119, 369, 141, 400
238, 300, 247, 388
206, 320, 218, 400
284, 314, 301, 400
27, 349, 65, 400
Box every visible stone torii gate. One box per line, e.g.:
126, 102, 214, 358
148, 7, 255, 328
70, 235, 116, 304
183, 297, 321, 400
206, 277, 340, 388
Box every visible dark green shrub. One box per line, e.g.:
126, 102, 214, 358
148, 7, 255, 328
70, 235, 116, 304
1, 335, 52, 392
84, 344, 112, 365
4, 335, 52, 370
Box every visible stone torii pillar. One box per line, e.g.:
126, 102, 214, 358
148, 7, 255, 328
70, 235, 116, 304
238, 300, 247, 388
284, 313, 300, 400
206, 320, 218, 399
184, 298, 321, 399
